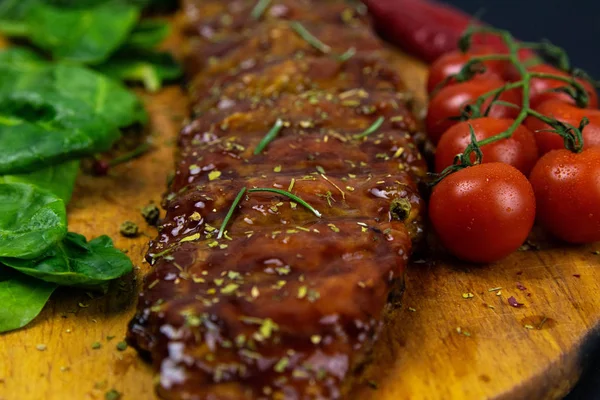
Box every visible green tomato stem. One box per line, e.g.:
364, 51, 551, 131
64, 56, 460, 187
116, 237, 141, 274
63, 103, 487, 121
437, 25, 592, 174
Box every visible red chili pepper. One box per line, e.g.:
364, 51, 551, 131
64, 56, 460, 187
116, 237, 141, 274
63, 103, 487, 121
364, 0, 534, 63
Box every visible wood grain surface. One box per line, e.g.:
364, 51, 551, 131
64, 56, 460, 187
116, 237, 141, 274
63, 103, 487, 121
1, 41, 600, 400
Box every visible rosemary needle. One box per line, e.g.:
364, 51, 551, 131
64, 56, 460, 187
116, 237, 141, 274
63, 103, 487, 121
218, 188, 247, 239
218, 187, 321, 240
290, 22, 355, 62
254, 119, 284, 155
251, 0, 272, 20
353, 116, 385, 139
248, 188, 322, 218
290, 22, 331, 53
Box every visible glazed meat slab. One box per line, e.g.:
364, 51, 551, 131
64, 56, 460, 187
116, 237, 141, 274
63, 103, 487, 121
128, 1, 427, 399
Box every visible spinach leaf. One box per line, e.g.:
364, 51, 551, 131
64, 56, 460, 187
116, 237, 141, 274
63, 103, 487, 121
0, 0, 36, 37
0, 161, 80, 204
0, 0, 36, 20
52, 64, 148, 127
0, 183, 67, 260
0, 48, 147, 129
2, 233, 133, 289
0, 90, 120, 174
124, 20, 170, 51
0, 48, 46, 89
96, 51, 181, 92
26, 1, 140, 64
0, 267, 57, 333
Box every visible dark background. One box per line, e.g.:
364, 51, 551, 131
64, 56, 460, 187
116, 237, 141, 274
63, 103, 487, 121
443, 1, 600, 398
444, 0, 600, 76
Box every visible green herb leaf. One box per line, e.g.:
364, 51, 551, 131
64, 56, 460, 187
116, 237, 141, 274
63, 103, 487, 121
123, 20, 170, 51
353, 116, 385, 139
0, 160, 80, 204
0, 267, 57, 333
2, 233, 133, 290
248, 188, 322, 218
0, 48, 148, 129
218, 188, 247, 239
251, 0, 272, 20
0, 183, 67, 259
95, 51, 181, 92
0, 0, 36, 37
52, 64, 147, 128
25, 2, 140, 64
0, 90, 120, 174
254, 119, 284, 155
290, 22, 355, 62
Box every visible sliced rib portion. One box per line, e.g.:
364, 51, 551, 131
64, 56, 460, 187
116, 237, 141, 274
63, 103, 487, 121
128, 1, 427, 399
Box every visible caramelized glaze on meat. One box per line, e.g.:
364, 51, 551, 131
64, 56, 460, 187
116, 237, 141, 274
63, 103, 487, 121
128, 1, 427, 399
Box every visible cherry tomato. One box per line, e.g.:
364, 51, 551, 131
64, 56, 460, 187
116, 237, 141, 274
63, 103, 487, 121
427, 46, 507, 94
426, 78, 521, 144
429, 163, 536, 263
527, 64, 598, 109
529, 147, 600, 243
435, 117, 539, 175
524, 99, 600, 155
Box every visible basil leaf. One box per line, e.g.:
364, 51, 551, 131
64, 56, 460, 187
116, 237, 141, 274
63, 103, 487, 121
2, 233, 133, 290
0, 267, 57, 333
26, 1, 140, 64
96, 51, 181, 92
0, 183, 67, 260
0, 161, 80, 204
0, 48, 148, 129
0, 90, 120, 174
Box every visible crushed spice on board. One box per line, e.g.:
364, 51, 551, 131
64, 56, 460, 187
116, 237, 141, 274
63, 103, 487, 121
507, 296, 524, 308
141, 204, 160, 226
119, 221, 139, 238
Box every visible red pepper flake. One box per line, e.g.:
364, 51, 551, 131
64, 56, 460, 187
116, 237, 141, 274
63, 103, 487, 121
573, 274, 581, 278
516, 271, 523, 276
516, 282, 527, 291
508, 296, 524, 308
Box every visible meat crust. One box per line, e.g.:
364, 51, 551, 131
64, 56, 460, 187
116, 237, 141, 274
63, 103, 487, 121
128, 1, 427, 399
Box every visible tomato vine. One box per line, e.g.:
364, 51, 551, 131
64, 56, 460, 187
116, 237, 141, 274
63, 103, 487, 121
432, 27, 597, 184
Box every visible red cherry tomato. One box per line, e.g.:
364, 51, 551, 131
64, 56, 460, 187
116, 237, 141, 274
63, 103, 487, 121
524, 99, 600, 155
435, 117, 539, 175
529, 147, 600, 243
427, 46, 507, 94
426, 78, 521, 144
429, 163, 536, 263
527, 64, 598, 109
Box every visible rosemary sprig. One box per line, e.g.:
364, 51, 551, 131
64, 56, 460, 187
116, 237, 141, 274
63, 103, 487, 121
251, 0, 271, 20
290, 22, 355, 62
218, 188, 247, 239
337, 47, 357, 62
248, 188, 322, 218
254, 119, 284, 155
353, 116, 385, 139
217, 187, 321, 240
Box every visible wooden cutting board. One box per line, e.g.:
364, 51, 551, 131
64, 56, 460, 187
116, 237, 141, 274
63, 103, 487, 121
1, 47, 600, 400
